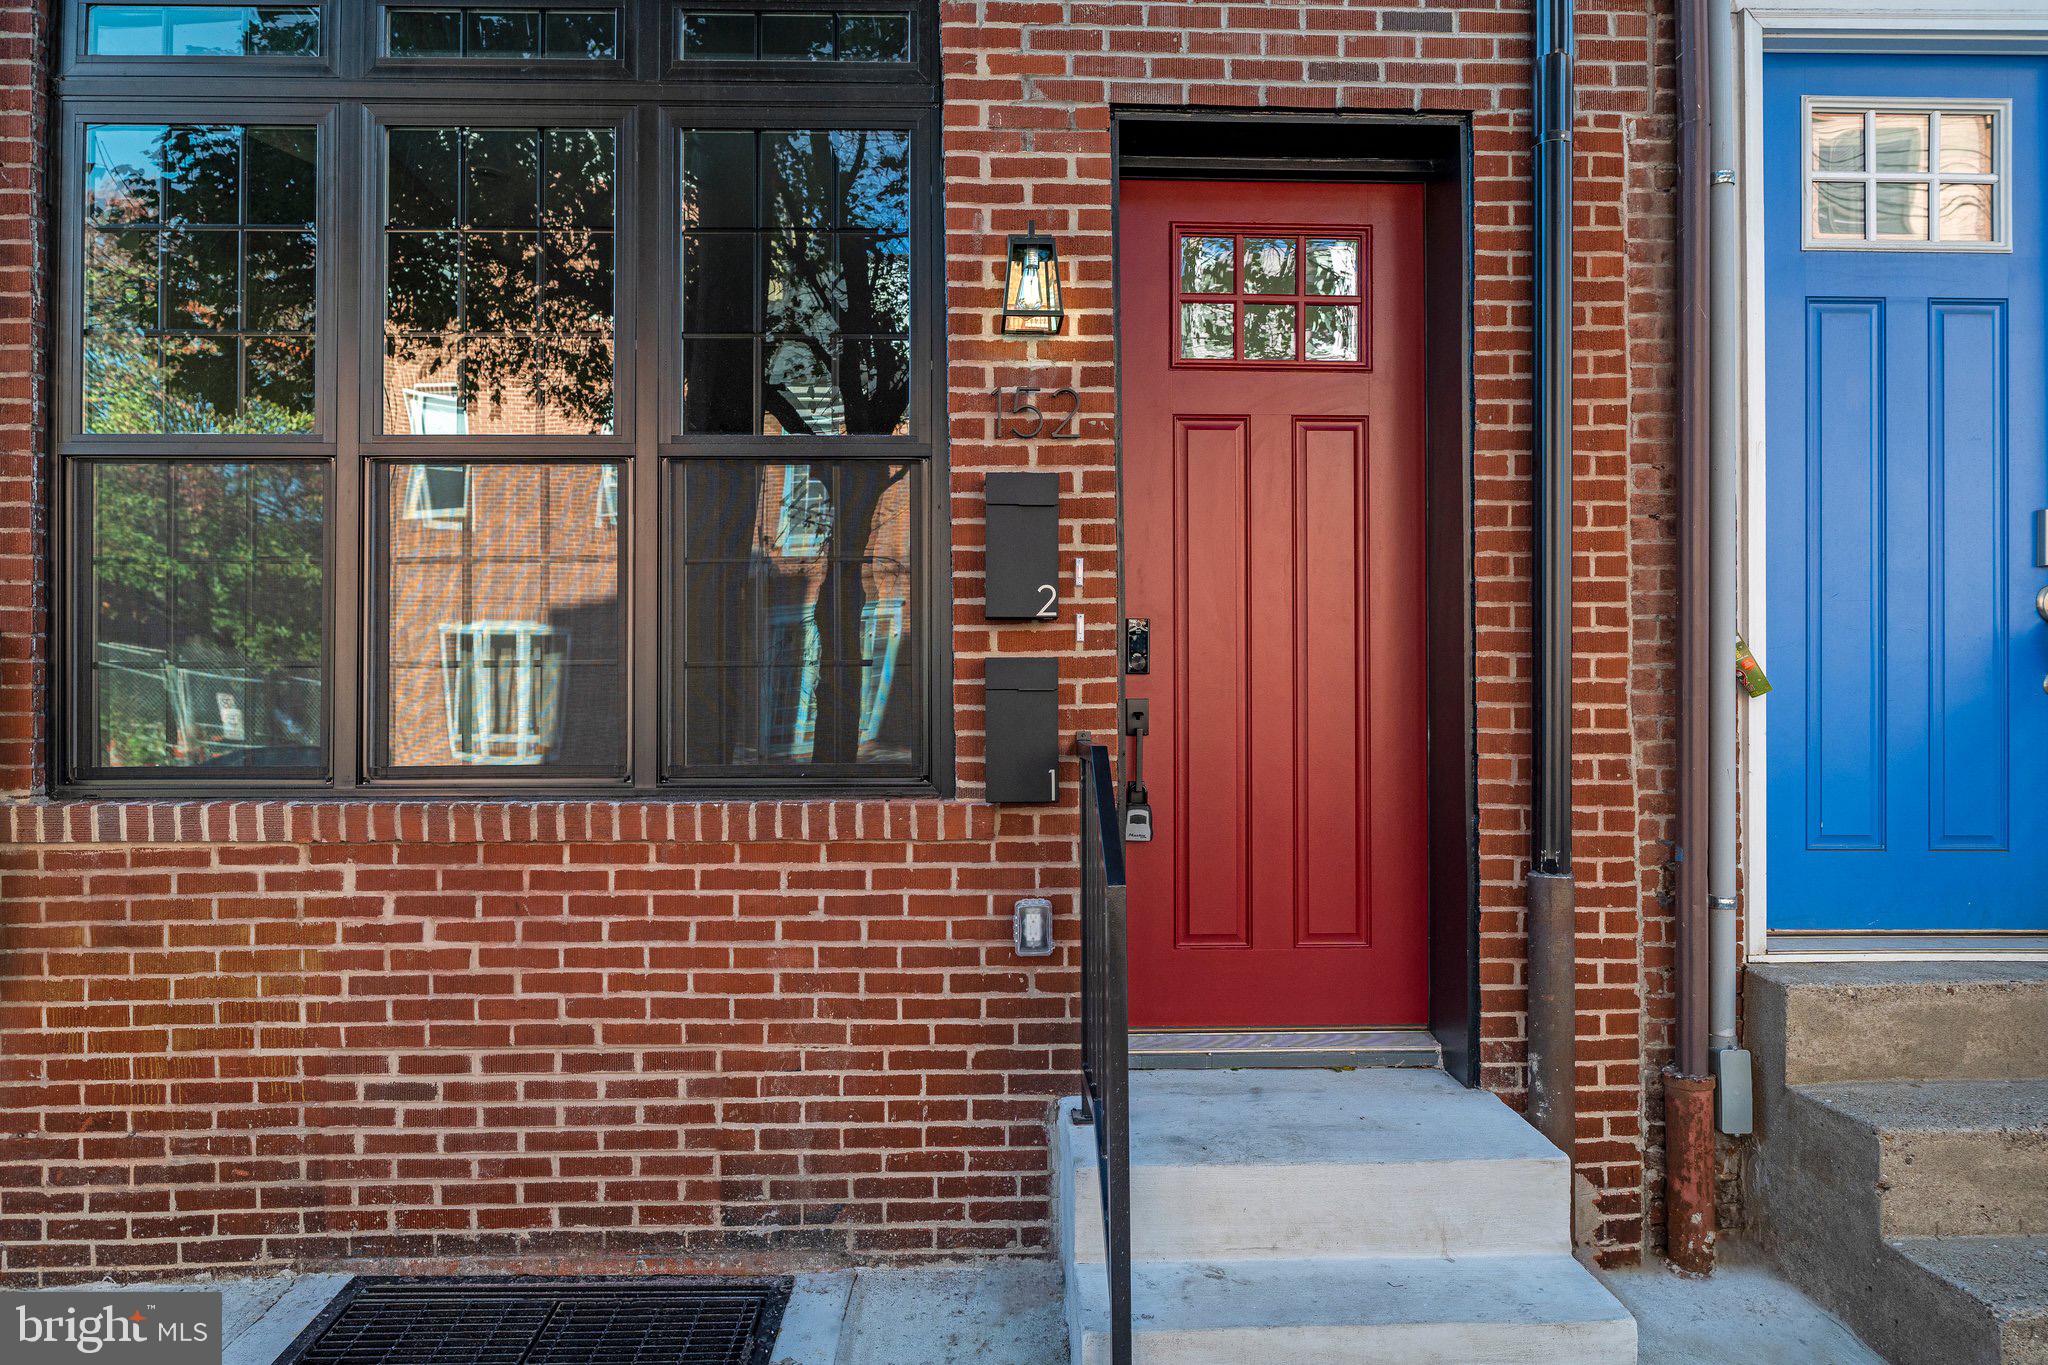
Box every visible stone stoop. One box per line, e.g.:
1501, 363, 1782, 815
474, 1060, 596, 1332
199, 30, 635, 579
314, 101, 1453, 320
1747, 962, 2048, 1365
1056, 1068, 1637, 1365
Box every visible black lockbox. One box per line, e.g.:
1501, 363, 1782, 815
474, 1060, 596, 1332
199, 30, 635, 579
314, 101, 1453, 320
983, 472, 1061, 620
984, 657, 1060, 804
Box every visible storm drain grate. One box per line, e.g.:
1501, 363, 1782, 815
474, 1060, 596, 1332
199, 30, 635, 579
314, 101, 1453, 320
278, 1277, 792, 1365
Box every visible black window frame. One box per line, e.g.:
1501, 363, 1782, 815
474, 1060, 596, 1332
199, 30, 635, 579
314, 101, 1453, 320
51, 0, 950, 799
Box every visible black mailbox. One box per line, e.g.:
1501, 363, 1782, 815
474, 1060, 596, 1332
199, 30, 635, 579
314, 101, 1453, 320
984, 472, 1061, 620
985, 657, 1060, 803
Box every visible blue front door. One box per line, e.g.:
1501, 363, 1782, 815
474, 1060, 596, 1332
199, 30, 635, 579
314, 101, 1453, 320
1766, 53, 2048, 934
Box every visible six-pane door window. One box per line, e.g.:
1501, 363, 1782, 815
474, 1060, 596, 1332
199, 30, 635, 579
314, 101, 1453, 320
60, 2, 935, 791
1805, 103, 2006, 249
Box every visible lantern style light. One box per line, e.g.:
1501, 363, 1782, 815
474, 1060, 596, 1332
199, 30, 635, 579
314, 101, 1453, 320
1000, 221, 1064, 336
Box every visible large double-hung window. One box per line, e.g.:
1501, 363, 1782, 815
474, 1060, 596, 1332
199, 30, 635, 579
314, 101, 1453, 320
55, 0, 942, 794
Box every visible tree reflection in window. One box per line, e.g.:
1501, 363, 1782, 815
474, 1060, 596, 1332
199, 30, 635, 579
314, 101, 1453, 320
83, 123, 317, 434
86, 460, 326, 770
673, 460, 915, 771
384, 126, 616, 436
680, 128, 910, 435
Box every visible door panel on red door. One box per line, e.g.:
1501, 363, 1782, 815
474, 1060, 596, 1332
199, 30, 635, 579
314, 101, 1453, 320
1120, 179, 1428, 1030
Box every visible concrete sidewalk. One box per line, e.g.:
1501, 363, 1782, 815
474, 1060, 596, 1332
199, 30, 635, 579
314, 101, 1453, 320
49, 1238, 1880, 1364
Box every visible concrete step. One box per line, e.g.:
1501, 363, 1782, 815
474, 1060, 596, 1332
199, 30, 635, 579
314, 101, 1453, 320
1068, 1254, 1637, 1365
1796, 1079, 2048, 1237
1748, 962, 2048, 1086
1748, 961, 2048, 1364
1060, 1069, 1569, 1264
1886, 1235, 2048, 1365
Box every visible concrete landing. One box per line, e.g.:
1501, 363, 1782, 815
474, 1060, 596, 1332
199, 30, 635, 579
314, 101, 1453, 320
1060, 1067, 1635, 1363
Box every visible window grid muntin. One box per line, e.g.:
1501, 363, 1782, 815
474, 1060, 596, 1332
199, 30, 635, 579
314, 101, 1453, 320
665, 456, 923, 780
1803, 100, 2010, 251
381, 5, 623, 61
378, 121, 622, 438
676, 7, 914, 65
678, 126, 915, 439
367, 456, 632, 780
53, 43, 945, 796
1169, 224, 1370, 371
68, 454, 334, 781
80, 121, 321, 437
82, 3, 324, 60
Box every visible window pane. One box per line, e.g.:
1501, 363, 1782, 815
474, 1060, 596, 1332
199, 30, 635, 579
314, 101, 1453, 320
543, 10, 615, 58
672, 461, 917, 772
1938, 183, 1993, 243
1875, 181, 1928, 239
382, 125, 615, 435
837, 130, 910, 233
761, 10, 833, 58
681, 130, 757, 229
85, 460, 327, 772
1242, 302, 1295, 360
1241, 237, 1296, 295
837, 12, 908, 61
680, 11, 755, 58
82, 123, 317, 434
678, 8, 908, 62
379, 462, 625, 773
86, 125, 164, 225
1939, 113, 1995, 175
466, 8, 540, 55
1306, 237, 1358, 295
1809, 112, 1864, 172
682, 336, 754, 432
680, 129, 911, 435
842, 234, 910, 335
247, 127, 316, 224
389, 8, 463, 55
1872, 114, 1929, 173
85, 4, 320, 57
682, 234, 756, 332
1179, 235, 1232, 294
1306, 304, 1358, 361
1179, 301, 1231, 359
1812, 181, 1864, 240
841, 336, 908, 435
162, 124, 239, 224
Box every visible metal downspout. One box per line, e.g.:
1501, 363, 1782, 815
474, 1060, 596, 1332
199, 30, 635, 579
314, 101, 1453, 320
1525, 0, 1579, 1160
1664, 0, 1720, 1275
1707, 0, 1752, 1134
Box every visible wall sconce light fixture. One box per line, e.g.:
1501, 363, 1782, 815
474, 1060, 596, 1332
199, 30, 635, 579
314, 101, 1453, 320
1000, 221, 1064, 336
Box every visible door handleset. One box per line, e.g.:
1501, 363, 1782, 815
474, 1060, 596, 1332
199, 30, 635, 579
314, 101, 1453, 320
1122, 698, 1153, 843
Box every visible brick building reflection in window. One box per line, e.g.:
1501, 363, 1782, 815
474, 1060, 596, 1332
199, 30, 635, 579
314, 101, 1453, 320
379, 462, 624, 773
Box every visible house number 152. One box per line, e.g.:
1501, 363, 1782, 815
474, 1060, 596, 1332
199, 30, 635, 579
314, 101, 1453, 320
994, 385, 1079, 440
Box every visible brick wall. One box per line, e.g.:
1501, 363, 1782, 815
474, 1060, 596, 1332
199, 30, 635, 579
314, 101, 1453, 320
0, 0, 1684, 1282
939, 0, 1678, 1261
0, 801, 1085, 1283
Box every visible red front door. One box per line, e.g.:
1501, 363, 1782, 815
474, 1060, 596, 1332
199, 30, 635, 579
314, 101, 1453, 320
1119, 178, 1428, 1030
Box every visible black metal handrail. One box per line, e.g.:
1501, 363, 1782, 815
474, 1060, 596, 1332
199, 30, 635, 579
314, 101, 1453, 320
1075, 735, 1131, 1365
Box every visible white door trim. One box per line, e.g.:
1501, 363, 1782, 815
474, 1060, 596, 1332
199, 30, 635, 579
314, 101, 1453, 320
1736, 3, 2048, 962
